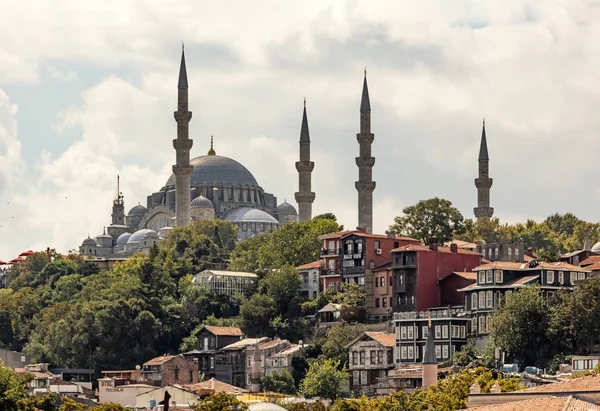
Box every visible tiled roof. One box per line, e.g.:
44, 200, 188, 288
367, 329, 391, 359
474, 261, 588, 272
185, 378, 248, 394
204, 326, 243, 337
373, 260, 392, 272
319, 230, 355, 240
583, 262, 600, 271
296, 260, 323, 270
458, 275, 538, 292
445, 271, 477, 281
268, 344, 303, 358
364, 332, 396, 347
469, 396, 600, 411
579, 255, 600, 266
222, 337, 270, 351
342, 232, 419, 242
443, 240, 478, 249
144, 355, 176, 366
391, 244, 481, 255
521, 374, 600, 393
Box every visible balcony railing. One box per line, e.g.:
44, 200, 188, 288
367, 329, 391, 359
321, 248, 342, 256
393, 308, 466, 321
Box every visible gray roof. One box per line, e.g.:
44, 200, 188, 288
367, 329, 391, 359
116, 232, 132, 246
82, 237, 97, 246
360, 74, 371, 112
422, 324, 437, 365
164, 155, 260, 189
275, 201, 297, 216
225, 207, 278, 223
191, 195, 214, 209
127, 229, 157, 244
128, 204, 147, 216
478, 120, 489, 161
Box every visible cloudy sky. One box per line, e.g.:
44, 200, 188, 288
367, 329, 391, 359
1, 0, 599, 260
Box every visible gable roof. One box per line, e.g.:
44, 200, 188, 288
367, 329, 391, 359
222, 337, 270, 351
474, 261, 589, 272
185, 378, 248, 394
203, 326, 243, 337
579, 255, 600, 267
441, 271, 477, 281
345, 332, 395, 349
520, 374, 600, 393
458, 275, 539, 292
391, 244, 481, 255
296, 260, 323, 270
143, 355, 176, 366
469, 395, 600, 411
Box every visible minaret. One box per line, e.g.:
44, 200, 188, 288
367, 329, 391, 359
422, 315, 438, 388
111, 175, 125, 225
250, 343, 262, 392
355, 70, 376, 233
474, 119, 493, 221
172, 44, 193, 227
295, 98, 315, 222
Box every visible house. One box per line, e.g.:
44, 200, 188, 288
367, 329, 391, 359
141, 355, 199, 386
317, 303, 365, 323
0, 348, 28, 370
572, 355, 600, 374
101, 369, 142, 382
296, 260, 322, 299
345, 332, 395, 394
459, 260, 590, 346
14, 364, 55, 395
466, 374, 600, 408
439, 272, 476, 306
371, 262, 394, 321
215, 337, 270, 389
479, 243, 525, 263
183, 326, 243, 380
98, 378, 155, 405
265, 344, 304, 377
393, 307, 470, 365
245, 339, 291, 389
49, 368, 94, 390
391, 239, 481, 313
319, 230, 355, 291
192, 269, 258, 297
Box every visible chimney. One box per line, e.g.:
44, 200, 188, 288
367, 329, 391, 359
450, 243, 458, 253
428, 237, 438, 252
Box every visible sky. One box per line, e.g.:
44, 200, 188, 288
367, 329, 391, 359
1, 0, 600, 260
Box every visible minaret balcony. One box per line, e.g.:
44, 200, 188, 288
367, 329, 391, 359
356, 133, 374, 144
474, 178, 493, 189
295, 192, 315, 203
295, 161, 315, 172
173, 139, 194, 151
355, 157, 375, 167
173, 111, 192, 122
172, 165, 194, 175
355, 181, 376, 192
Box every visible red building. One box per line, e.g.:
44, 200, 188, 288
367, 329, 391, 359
391, 240, 481, 312
439, 272, 476, 306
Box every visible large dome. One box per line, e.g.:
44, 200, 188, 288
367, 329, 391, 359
592, 242, 600, 253
225, 206, 278, 223
164, 155, 259, 189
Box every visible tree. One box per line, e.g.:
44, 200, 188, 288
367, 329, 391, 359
389, 198, 464, 244
261, 369, 297, 394
239, 294, 278, 337
59, 398, 87, 411
300, 358, 348, 401
313, 213, 337, 222
90, 404, 127, 411
490, 285, 549, 366
321, 322, 364, 369
260, 266, 302, 315
0, 365, 29, 411
451, 344, 480, 367
17, 395, 56, 411
191, 392, 248, 411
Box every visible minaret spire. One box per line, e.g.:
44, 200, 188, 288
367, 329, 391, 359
295, 98, 315, 222
173, 44, 193, 227
111, 174, 125, 225
355, 71, 376, 233
421, 312, 438, 388
474, 119, 493, 221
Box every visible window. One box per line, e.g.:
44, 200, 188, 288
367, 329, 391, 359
399, 274, 404, 284
479, 292, 485, 309
328, 259, 335, 271
407, 346, 414, 359
422, 326, 428, 338
435, 345, 442, 359
407, 326, 414, 339
478, 315, 486, 333
479, 271, 485, 284
247, 356, 252, 367
374, 240, 380, 250
381, 277, 385, 287
378, 350, 383, 363
508, 247, 512, 259
352, 351, 358, 365
410, 295, 415, 305
486, 270, 493, 283
451, 325, 458, 338
495, 270, 503, 283
578, 272, 586, 281
346, 242, 353, 254
242, 223, 247, 231
515, 248, 519, 257
370, 350, 376, 364
357, 242, 363, 253
471, 294, 477, 310
435, 326, 441, 338
494, 247, 499, 259
328, 240, 335, 251
359, 351, 365, 364
174, 368, 179, 381
358, 277, 365, 286
486, 291, 493, 308
382, 297, 387, 308
400, 326, 407, 340
442, 325, 448, 339
389, 276, 392, 286
547, 271, 555, 284
353, 371, 360, 385
204, 337, 209, 351
442, 345, 449, 358
558, 271, 564, 284
375, 277, 379, 287
401, 346, 407, 359
210, 357, 214, 369
375, 298, 380, 308
461, 326, 466, 338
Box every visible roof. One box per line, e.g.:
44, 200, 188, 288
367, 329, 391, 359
191, 195, 214, 209
268, 344, 303, 358
318, 303, 342, 313
458, 275, 538, 291
444, 271, 477, 281
247, 339, 289, 352
583, 262, 600, 271
392, 244, 481, 255
360, 73, 371, 112
225, 207, 279, 224
178, 47, 188, 88
474, 261, 589, 272
520, 374, 600, 393
203, 326, 243, 337
185, 378, 248, 394
365, 332, 395, 347
422, 325, 437, 365
479, 120, 489, 161
222, 337, 270, 351
143, 355, 176, 366
195, 269, 258, 279
300, 102, 310, 143
341, 232, 419, 242
469, 396, 600, 411
249, 403, 287, 411
296, 260, 323, 270
443, 240, 479, 250
275, 201, 298, 216
579, 255, 600, 267
320, 230, 355, 240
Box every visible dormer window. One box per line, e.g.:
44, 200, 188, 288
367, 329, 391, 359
495, 270, 503, 283
479, 271, 485, 284
547, 271, 555, 284
558, 271, 564, 284
486, 270, 493, 283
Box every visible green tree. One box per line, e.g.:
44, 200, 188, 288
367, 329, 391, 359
0, 365, 29, 411
59, 398, 87, 411
389, 198, 464, 244
300, 358, 348, 402
17, 395, 56, 411
90, 404, 127, 411
260, 266, 302, 315
191, 392, 248, 411
490, 285, 549, 366
239, 294, 278, 337
313, 213, 337, 222
451, 344, 480, 367
261, 369, 297, 394
321, 322, 364, 369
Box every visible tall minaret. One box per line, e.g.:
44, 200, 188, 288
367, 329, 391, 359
111, 175, 125, 225
355, 71, 376, 233
422, 315, 438, 388
173, 44, 193, 227
474, 119, 493, 221
295, 98, 315, 222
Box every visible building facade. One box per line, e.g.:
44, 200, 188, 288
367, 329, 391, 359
141, 355, 198, 386
393, 307, 470, 365
245, 339, 291, 389
192, 269, 258, 297
296, 260, 322, 300
183, 326, 243, 380
215, 337, 270, 389
345, 332, 395, 393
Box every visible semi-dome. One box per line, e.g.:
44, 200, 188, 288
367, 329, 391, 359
275, 201, 298, 215
116, 232, 132, 246
128, 204, 147, 216
225, 206, 278, 223
164, 155, 260, 189
592, 242, 600, 253
127, 229, 157, 244
82, 237, 97, 246
191, 195, 214, 209
143, 230, 159, 240
158, 226, 173, 239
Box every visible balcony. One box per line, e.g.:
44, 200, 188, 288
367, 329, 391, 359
321, 248, 342, 256
343, 266, 365, 275
393, 308, 467, 321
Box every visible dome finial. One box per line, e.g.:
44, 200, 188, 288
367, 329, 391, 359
208, 135, 216, 155
364, 67, 367, 76
103, 227, 106, 235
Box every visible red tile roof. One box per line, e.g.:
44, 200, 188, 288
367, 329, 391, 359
391, 244, 481, 255
584, 262, 600, 271
185, 378, 248, 394
365, 332, 396, 347
470, 396, 600, 411
204, 326, 243, 337
143, 355, 176, 366
296, 260, 323, 270
447, 271, 477, 281
319, 230, 355, 240
341, 232, 419, 242
474, 261, 589, 272
520, 374, 600, 393
580, 255, 600, 267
